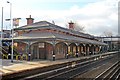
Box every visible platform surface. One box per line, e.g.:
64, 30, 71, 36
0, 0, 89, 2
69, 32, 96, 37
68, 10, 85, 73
0, 52, 116, 76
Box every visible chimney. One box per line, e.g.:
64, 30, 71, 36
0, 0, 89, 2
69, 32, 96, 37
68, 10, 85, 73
68, 21, 74, 30
26, 15, 34, 25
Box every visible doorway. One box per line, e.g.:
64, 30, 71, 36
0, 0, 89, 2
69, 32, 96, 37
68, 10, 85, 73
33, 42, 46, 60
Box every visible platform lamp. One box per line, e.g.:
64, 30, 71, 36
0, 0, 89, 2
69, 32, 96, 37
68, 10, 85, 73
7, 1, 13, 62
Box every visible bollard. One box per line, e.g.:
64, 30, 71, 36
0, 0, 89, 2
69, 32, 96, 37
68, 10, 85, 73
66, 53, 68, 59
8, 54, 11, 59
53, 54, 55, 61
28, 53, 31, 61
76, 52, 78, 57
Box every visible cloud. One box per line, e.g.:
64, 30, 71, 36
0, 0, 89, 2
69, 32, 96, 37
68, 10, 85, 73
0, 0, 118, 36
69, 0, 118, 36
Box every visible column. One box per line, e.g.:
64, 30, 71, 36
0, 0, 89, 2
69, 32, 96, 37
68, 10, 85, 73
91, 45, 94, 55
76, 46, 79, 57
83, 44, 86, 56
102, 46, 104, 53
87, 44, 91, 55
52, 41, 56, 61
93, 45, 96, 55
66, 45, 69, 59
68, 43, 71, 58
89, 45, 92, 55
27, 41, 31, 61
86, 44, 89, 55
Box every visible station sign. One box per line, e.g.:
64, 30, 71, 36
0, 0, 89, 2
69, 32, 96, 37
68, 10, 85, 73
39, 43, 45, 48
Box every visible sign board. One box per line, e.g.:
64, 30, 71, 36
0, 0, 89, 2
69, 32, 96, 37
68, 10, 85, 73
13, 18, 21, 27
39, 43, 44, 48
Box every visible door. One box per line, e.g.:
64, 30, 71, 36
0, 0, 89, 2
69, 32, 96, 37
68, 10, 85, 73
39, 48, 46, 59
33, 43, 47, 60
33, 45, 39, 59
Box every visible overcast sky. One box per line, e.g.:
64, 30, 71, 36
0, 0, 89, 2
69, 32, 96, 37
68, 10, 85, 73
0, 0, 118, 36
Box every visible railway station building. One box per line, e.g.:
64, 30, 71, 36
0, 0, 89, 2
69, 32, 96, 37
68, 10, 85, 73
12, 15, 107, 60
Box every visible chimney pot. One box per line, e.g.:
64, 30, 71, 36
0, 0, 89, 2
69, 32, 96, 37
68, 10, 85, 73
26, 15, 34, 25
29, 15, 31, 18
68, 21, 74, 30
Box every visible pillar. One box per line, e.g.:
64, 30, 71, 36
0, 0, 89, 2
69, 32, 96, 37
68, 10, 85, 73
66, 45, 70, 59
76, 46, 79, 57
86, 44, 89, 55
89, 45, 92, 55
52, 41, 56, 61
78, 46, 81, 56
102, 46, 104, 53
91, 45, 94, 55
27, 41, 31, 61
93, 45, 95, 55
83, 44, 86, 56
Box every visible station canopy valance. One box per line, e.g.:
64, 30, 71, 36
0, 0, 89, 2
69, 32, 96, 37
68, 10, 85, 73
13, 31, 107, 46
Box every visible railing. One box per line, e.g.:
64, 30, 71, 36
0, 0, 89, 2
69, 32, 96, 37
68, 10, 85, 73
1, 45, 28, 60
0, 46, 8, 54
2, 54, 28, 60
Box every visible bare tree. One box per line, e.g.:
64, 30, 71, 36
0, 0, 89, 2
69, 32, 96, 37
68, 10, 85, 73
66, 22, 85, 32
103, 31, 113, 37
74, 23, 85, 32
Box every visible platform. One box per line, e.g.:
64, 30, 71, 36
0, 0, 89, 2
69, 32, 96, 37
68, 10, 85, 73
0, 51, 117, 79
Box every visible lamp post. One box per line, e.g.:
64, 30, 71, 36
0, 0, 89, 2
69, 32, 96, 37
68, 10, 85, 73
111, 36, 112, 51
1, 7, 3, 56
7, 1, 13, 62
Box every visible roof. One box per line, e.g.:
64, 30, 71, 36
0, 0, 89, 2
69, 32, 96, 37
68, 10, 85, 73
13, 31, 107, 45
13, 21, 107, 45
14, 21, 94, 39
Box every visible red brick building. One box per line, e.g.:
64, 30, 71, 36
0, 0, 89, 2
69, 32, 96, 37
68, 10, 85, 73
13, 15, 107, 60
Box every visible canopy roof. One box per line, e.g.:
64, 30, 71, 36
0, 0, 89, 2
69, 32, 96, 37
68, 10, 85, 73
13, 31, 107, 45
13, 21, 107, 45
